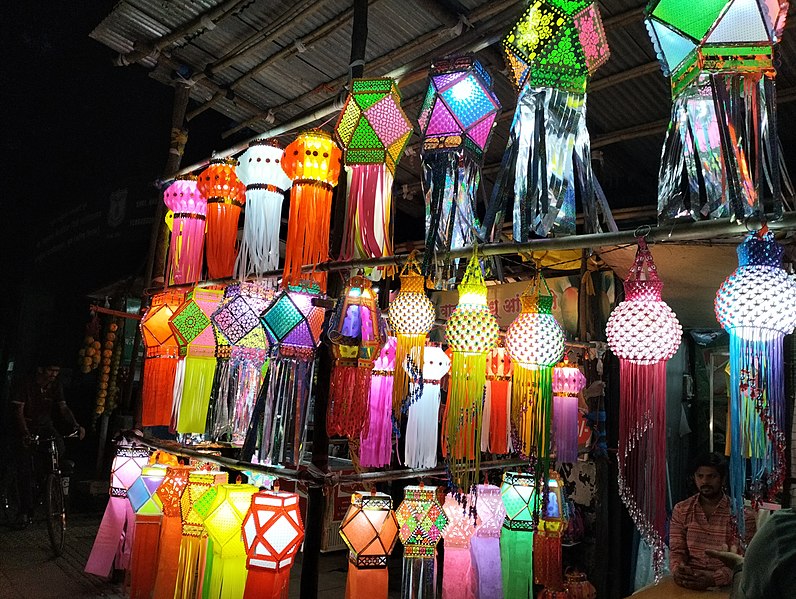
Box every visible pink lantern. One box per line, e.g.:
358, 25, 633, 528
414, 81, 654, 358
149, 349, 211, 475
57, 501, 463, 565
552, 358, 587, 463
441, 493, 478, 599
163, 176, 207, 284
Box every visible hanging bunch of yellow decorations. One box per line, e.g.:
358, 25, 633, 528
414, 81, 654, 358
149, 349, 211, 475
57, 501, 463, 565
444, 248, 499, 494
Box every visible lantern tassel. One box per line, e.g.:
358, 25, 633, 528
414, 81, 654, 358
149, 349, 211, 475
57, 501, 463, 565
152, 514, 182, 599
85, 496, 136, 577
283, 182, 332, 292
533, 531, 563, 590
129, 515, 161, 599
176, 356, 217, 434
328, 363, 372, 438
393, 334, 425, 416
484, 375, 512, 455
169, 215, 206, 285
401, 557, 436, 599
470, 536, 503, 599
173, 536, 204, 599
360, 348, 395, 468
142, 357, 178, 427
553, 393, 579, 464
243, 569, 291, 599
231, 350, 268, 446
512, 366, 553, 467
405, 375, 442, 470
500, 528, 533, 599
205, 203, 241, 280
235, 189, 283, 278
346, 564, 389, 599
206, 556, 248, 599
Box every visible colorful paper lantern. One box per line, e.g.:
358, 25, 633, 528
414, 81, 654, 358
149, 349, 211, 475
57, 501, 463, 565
241, 489, 305, 599
552, 357, 587, 463
163, 176, 207, 284
646, 0, 789, 222
715, 229, 796, 533
441, 493, 478, 599
470, 484, 505, 599
235, 139, 292, 277
169, 286, 224, 434
482, 0, 610, 240
388, 255, 436, 415
153, 464, 193, 599
280, 130, 342, 293
404, 344, 450, 469
444, 250, 499, 493
339, 490, 399, 599
360, 336, 397, 468
335, 78, 412, 278
127, 465, 167, 599
140, 290, 185, 427
396, 485, 448, 599
500, 471, 537, 598
605, 238, 681, 578
417, 56, 501, 285
483, 346, 513, 454
533, 472, 567, 590
327, 275, 385, 438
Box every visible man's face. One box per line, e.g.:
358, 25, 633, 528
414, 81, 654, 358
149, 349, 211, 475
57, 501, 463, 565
37, 366, 60, 387
694, 466, 723, 499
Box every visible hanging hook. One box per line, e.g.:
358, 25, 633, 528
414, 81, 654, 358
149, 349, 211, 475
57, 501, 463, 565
633, 224, 651, 241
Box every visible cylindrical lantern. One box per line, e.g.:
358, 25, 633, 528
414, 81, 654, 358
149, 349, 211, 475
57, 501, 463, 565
483, 346, 513, 454
241, 489, 305, 599
140, 290, 185, 427
280, 130, 342, 292
339, 490, 399, 599
404, 344, 450, 469
396, 485, 448, 599
163, 176, 207, 284
197, 157, 246, 280
715, 230, 796, 533
335, 78, 413, 279
388, 255, 435, 415
153, 464, 193, 599
360, 337, 397, 468
605, 237, 681, 578
418, 55, 501, 285
470, 484, 505, 599
235, 140, 292, 278
444, 250, 499, 492
327, 276, 385, 438
127, 464, 167, 599
441, 493, 478, 599
552, 357, 587, 463
500, 471, 537, 599
534, 472, 567, 590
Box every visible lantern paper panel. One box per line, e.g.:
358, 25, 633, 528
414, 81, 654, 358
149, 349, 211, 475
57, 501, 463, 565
163, 176, 207, 285
470, 484, 505, 599
441, 493, 479, 599
360, 336, 397, 468
127, 465, 167, 515
553, 359, 587, 463
500, 471, 538, 599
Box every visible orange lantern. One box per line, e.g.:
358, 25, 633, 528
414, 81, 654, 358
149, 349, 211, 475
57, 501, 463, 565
152, 464, 192, 599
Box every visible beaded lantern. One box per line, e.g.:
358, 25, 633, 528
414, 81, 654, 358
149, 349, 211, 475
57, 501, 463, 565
197, 158, 246, 280
444, 250, 500, 493
163, 176, 206, 284
441, 493, 479, 599
140, 290, 185, 427
388, 255, 436, 415
360, 336, 397, 467
553, 357, 587, 463
506, 270, 565, 472
169, 286, 224, 434
235, 140, 292, 277
716, 229, 796, 534
396, 485, 448, 599
280, 130, 342, 293
195, 482, 259, 599
258, 285, 325, 466
327, 275, 385, 438
482, 0, 611, 240
127, 465, 166, 599
339, 491, 399, 599
152, 464, 193, 599
471, 484, 505, 599
417, 56, 501, 285
605, 238, 681, 578
500, 471, 538, 598
335, 78, 413, 278
646, 0, 790, 223
241, 489, 304, 599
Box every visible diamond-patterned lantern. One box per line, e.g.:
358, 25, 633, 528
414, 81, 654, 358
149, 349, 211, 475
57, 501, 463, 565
127, 464, 167, 599
111, 445, 151, 498
241, 489, 305, 599
163, 176, 207, 285
127, 465, 166, 516
338, 491, 399, 599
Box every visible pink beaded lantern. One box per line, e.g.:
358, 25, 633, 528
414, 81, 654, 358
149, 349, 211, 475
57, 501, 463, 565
605, 237, 681, 579
163, 176, 207, 284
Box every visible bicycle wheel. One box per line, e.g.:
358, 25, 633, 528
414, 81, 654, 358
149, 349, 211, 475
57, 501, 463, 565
46, 473, 65, 556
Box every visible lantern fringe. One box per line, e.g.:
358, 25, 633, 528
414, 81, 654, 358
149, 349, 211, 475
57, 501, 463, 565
153, 515, 183, 599
470, 536, 503, 599
442, 546, 475, 599
360, 367, 394, 467
176, 356, 217, 434
512, 366, 553, 468
198, 536, 211, 599
393, 334, 425, 416
405, 377, 442, 470
484, 377, 512, 454
553, 394, 579, 464
169, 215, 206, 285
328, 364, 372, 438
533, 532, 563, 590
500, 528, 534, 599
444, 352, 487, 493
401, 557, 436, 599
85, 497, 136, 577
231, 351, 268, 447
142, 356, 178, 427
235, 189, 284, 278
341, 163, 396, 279
346, 564, 389, 599
129, 515, 161, 599
171, 358, 186, 432
207, 357, 233, 442
617, 359, 667, 579
283, 182, 333, 292
205, 555, 248, 599
174, 535, 204, 599
243, 569, 292, 599
206, 203, 241, 280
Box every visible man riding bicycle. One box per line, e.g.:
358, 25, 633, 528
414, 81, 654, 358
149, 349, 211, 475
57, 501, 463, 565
11, 354, 85, 526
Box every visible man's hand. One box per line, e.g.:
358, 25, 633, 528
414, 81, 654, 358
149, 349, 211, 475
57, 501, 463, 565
705, 549, 744, 570
78, 425, 86, 440
673, 565, 715, 590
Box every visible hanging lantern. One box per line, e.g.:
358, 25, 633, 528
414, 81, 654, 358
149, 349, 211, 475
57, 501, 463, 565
565, 570, 597, 599
335, 78, 413, 279
235, 140, 292, 278
500, 471, 537, 599
360, 337, 397, 468
163, 176, 207, 284
169, 286, 224, 434
339, 490, 399, 599
153, 464, 193, 599
605, 237, 681, 578
553, 357, 587, 463
241, 488, 304, 599
258, 285, 325, 466
418, 55, 501, 285
482, 1, 611, 240
534, 471, 567, 591
441, 493, 478, 599
197, 158, 246, 280
506, 270, 565, 472
645, 0, 789, 223
444, 250, 500, 492
194, 482, 259, 599
127, 464, 167, 599
470, 484, 505, 599
388, 254, 435, 415
404, 344, 450, 469
280, 130, 342, 293
85, 443, 150, 577
715, 229, 796, 532
396, 485, 448, 599
327, 275, 385, 438
140, 290, 185, 427
483, 346, 513, 455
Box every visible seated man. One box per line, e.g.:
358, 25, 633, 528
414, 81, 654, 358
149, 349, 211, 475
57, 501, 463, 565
670, 453, 755, 590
